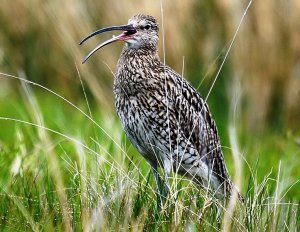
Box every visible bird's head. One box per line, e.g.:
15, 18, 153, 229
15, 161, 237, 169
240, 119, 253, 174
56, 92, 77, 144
80, 14, 159, 63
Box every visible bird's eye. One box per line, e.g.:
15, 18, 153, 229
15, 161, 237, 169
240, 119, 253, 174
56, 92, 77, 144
144, 24, 151, 30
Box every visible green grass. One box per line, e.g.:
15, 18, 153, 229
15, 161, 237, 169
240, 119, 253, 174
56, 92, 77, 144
1, 1, 300, 230
0, 77, 299, 231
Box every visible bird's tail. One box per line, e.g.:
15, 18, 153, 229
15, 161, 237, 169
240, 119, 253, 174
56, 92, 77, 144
193, 173, 244, 202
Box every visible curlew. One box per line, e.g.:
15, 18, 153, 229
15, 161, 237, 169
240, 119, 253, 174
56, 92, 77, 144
80, 14, 242, 202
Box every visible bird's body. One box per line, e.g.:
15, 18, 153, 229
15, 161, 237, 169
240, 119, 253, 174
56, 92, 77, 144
80, 14, 241, 200
114, 46, 231, 197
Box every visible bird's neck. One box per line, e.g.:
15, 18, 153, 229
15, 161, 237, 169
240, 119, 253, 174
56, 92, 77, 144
119, 46, 160, 64
114, 47, 161, 96
116, 47, 161, 79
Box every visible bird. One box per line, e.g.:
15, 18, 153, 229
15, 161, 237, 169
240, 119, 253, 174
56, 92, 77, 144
80, 14, 243, 202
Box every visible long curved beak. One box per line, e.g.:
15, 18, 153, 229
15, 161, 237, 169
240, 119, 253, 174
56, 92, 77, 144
79, 24, 136, 64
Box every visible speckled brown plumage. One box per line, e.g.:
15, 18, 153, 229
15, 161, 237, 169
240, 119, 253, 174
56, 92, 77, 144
81, 14, 242, 201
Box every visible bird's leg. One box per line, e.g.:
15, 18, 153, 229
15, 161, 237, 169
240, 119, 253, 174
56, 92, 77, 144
151, 165, 166, 207
162, 158, 171, 201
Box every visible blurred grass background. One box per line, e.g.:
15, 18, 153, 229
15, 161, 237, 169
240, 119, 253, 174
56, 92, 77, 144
1, 0, 299, 178
1, 0, 299, 130
0, 0, 300, 230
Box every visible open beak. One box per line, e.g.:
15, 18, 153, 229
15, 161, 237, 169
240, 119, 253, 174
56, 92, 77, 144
79, 24, 136, 63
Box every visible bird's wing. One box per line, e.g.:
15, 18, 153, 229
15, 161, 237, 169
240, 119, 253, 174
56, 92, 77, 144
161, 66, 232, 187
